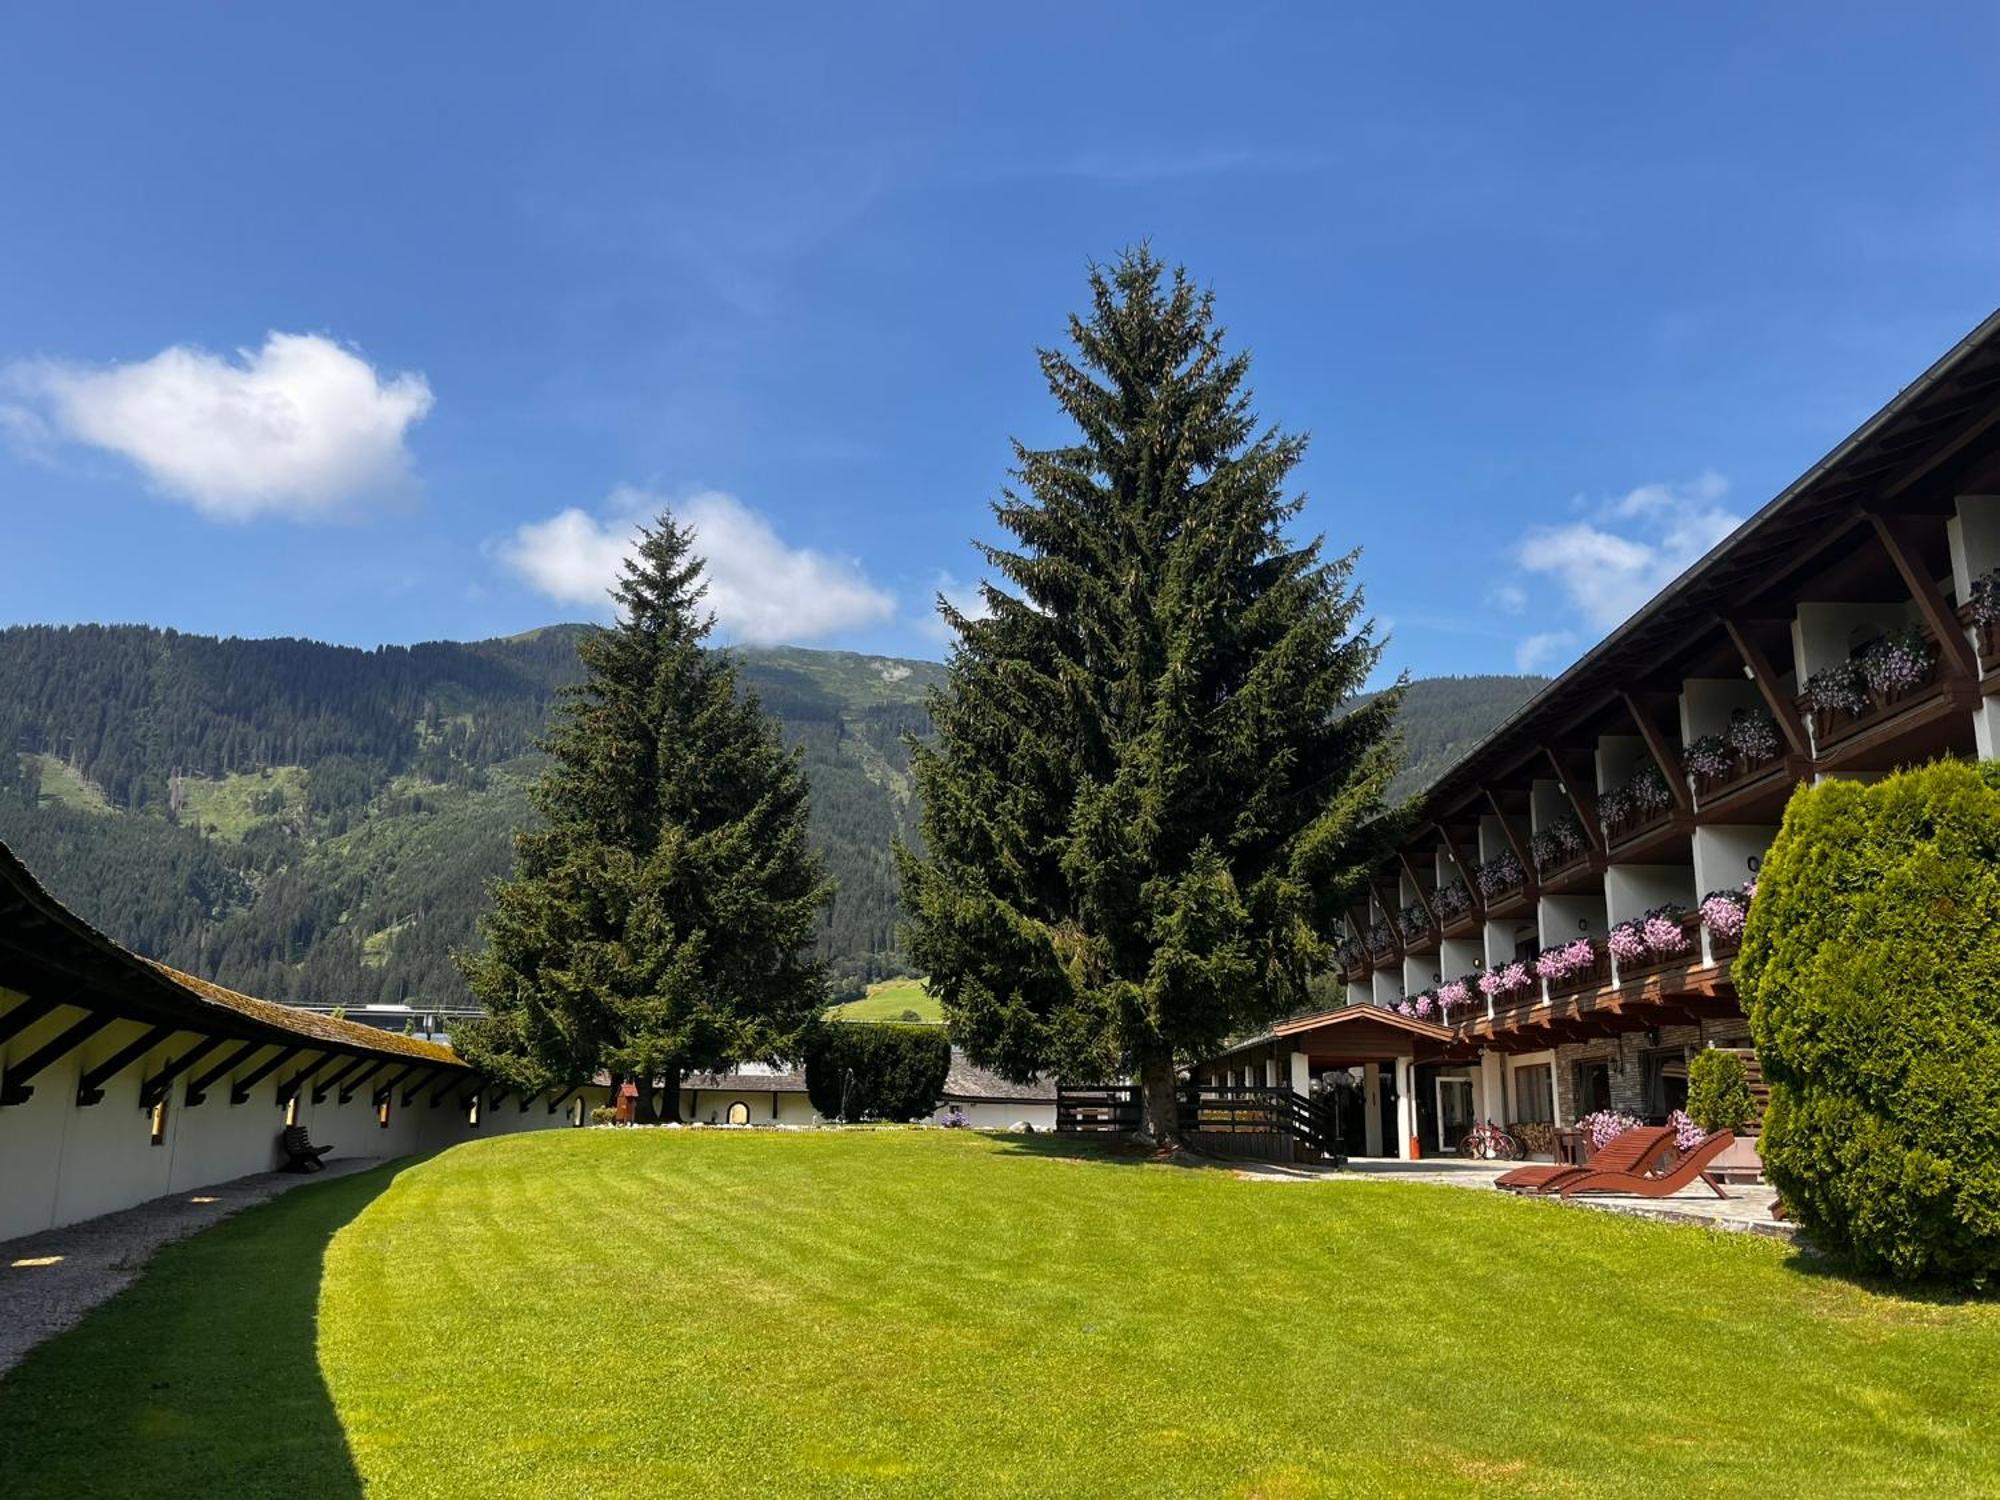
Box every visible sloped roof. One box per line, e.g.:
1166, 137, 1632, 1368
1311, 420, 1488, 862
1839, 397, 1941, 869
0, 839, 465, 1068
941, 1048, 1056, 1103
682, 1069, 808, 1093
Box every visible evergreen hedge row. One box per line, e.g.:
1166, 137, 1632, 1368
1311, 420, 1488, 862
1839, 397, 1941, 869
1739, 759, 2000, 1284
804, 1022, 951, 1121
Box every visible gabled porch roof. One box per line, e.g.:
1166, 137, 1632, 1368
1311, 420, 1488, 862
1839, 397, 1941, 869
1207, 1004, 1460, 1068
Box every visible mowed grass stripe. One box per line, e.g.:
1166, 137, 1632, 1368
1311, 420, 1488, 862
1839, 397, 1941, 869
5, 1130, 1999, 1497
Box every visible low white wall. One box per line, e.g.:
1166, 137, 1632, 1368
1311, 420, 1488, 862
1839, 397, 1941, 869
935, 1099, 1057, 1131
681, 1088, 818, 1125
0, 999, 605, 1243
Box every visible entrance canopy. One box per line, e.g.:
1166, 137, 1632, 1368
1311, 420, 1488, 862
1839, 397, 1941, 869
1274, 1005, 1458, 1067
1202, 1004, 1461, 1075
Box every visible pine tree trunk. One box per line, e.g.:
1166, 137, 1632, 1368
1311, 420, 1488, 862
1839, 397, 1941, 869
1137, 1052, 1182, 1149
630, 1075, 659, 1125
661, 1065, 684, 1123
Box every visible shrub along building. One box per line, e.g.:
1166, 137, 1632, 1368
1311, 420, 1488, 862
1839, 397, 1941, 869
1194, 307, 2000, 1162
0, 841, 610, 1241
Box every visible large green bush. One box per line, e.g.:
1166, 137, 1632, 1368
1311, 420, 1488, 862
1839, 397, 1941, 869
1685, 1048, 1753, 1135
804, 1023, 951, 1121
1739, 759, 2000, 1284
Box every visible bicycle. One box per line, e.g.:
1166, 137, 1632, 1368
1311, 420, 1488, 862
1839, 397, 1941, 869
1458, 1119, 1522, 1161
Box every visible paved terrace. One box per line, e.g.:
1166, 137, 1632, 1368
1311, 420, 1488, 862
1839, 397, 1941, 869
1231, 1155, 1794, 1239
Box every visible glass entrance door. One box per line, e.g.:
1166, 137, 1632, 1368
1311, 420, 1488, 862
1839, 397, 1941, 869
1436, 1076, 1475, 1154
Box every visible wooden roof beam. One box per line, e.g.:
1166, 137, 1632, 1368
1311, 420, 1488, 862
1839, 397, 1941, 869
1719, 618, 1813, 758
1480, 789, 1535, 873
0, 1012, 116, 1106
277, 1052, 342, 1105
1542, 746, 1604, 850
339, 1059, 388, 1105
1620, 693, 1694, 816
231, 1045, 303, 1105
0, 993, 64, 1048
140, 1034, 228, 1110
1866, 510, 1982, 681
183, 1041, 264, 1107
311, 1054, 372, 1105
75, 1025, 179, 1108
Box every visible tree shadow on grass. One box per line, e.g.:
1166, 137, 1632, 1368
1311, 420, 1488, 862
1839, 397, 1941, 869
980, 1130, 1246, 1170
0, 1159, 416, 1500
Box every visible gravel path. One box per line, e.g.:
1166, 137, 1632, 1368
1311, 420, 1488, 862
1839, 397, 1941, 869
0, 1156, 386, 1377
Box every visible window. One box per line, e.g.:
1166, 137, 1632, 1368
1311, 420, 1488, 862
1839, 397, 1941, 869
726, 1101, 750, 1125
1572, 1061, 1612, 1115
150, 1096, 169, 1146
1510, 1063, 1554, 1124
1643, 1051, 1689, 1121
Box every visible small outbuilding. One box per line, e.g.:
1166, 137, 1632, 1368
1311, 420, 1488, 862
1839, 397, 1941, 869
932, 1048, 1056, 1131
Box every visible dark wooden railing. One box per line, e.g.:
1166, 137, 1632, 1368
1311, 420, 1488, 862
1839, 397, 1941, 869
1056, 1084, 1345, 1163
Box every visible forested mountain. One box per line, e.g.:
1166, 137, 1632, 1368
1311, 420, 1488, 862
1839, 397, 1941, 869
1370, 674, 1546, 801
0, 624, 1536, 1013
0, 624, 944, 1007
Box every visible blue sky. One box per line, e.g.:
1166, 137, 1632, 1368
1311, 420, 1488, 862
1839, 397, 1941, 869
2, 5, 1996, 681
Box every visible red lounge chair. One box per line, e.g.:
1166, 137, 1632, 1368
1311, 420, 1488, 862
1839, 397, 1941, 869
1557, 1130, 1735, 1199
1495, 1125, 1673, 1195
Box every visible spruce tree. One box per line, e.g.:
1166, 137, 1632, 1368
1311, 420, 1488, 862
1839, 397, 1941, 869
898, 248, 1401, 1144
456, 513, 832, 1121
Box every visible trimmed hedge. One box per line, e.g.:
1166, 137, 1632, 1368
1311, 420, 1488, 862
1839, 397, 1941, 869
804, 1022, 951, 1121
1686, 1048, 1752, 1135
1739, 759, 2000, 1284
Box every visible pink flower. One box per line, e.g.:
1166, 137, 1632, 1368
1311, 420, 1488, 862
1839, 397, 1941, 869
1437, 978, 1472, 1013
1608, 923, 1647, 963
1640, 913, 1689, 954
1665, 1108, 1705, 1153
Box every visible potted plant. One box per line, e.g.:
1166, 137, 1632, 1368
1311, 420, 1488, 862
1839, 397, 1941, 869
1803, 659, 1867, 740
1725, 707, 1781, 770
1684, 732, 1734, 795
1474, 848, 1525, 900
1968, 565, 2000, 659
1686, 1046, 1762, 1178
1857, 625, 1934, 707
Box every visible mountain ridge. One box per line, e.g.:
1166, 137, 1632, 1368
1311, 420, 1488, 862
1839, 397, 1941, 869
0, 622, 1534, 1010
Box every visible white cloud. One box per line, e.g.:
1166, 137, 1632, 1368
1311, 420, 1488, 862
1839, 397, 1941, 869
918, 570, 993, 645
1488, 582, 1527, 616
1514, 630, 1577, 672
1516, 471, 1742, 632
4, 332, 432, 521
496, 487, 895, 645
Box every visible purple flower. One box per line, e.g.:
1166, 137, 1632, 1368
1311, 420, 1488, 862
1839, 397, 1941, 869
1805, 661, 1867, 716
1726, 710, 1780, 763
1665, 1108, 1705, 1153
1437, 978, 1472, 1013
1475, 849, 1525, 898
1607, 922, 1648, 963
1699, 890, 1747, 941
1685, 733, 1733, 782
1640, 911, 1690, 955
1576, 1109, 1644, 1150
1412, 991, 1436, 1020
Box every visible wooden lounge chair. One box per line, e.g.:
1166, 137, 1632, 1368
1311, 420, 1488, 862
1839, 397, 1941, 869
1557, 1129, 1735, 1199
280, 1123, 333, 1173
1495, 1125, 1673, 1195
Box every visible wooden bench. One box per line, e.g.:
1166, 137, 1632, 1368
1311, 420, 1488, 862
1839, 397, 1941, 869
280, 1124, 333, 1173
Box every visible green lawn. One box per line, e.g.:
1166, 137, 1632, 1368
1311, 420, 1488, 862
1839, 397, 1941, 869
4, 1132, 1998, 1497
826, 976, 942, 1023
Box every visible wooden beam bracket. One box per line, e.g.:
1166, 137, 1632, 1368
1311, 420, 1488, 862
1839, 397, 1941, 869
76, 1025, 179, 1108
0, 1012, 116, 1106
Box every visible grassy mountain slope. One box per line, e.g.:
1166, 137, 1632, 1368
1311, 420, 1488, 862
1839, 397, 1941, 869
0, 623, 1530, 1011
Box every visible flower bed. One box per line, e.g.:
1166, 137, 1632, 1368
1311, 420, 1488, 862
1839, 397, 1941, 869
1473, 848, 1526, 902
1399, 901, 1435, 944
1529, 811, 1589, 875
1430, 880, 1473, 923
1477, 960, 1535, 1007
1609, 903, 1694, 977
1532, 936, 1604, 994
1800, 628, 1940, 748
1599, 763, 1674, 842
1698, 881, 1754, 955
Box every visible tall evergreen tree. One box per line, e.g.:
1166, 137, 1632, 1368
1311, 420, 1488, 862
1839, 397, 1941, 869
899, 248, 1401, 1144
456, 514, 832, 1121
